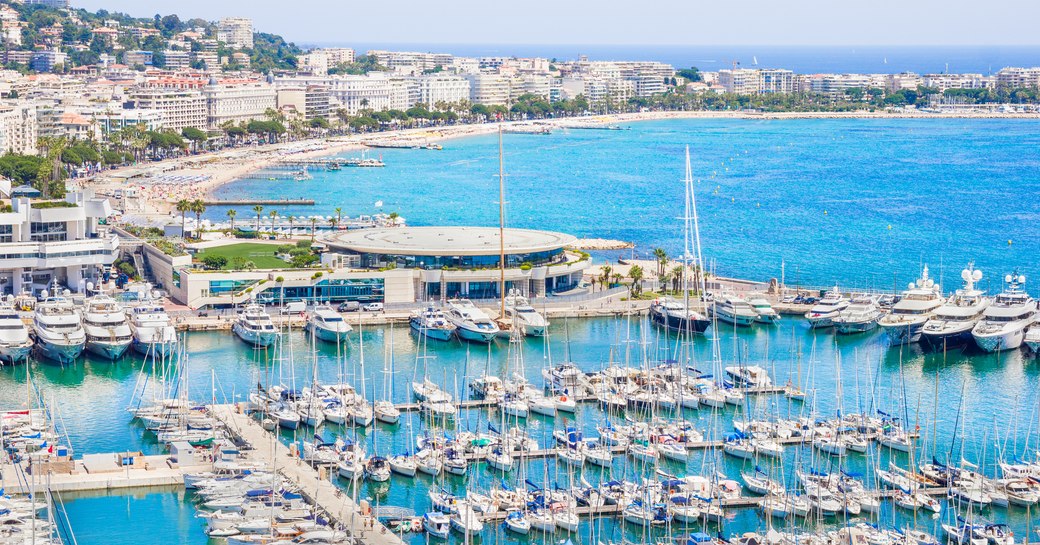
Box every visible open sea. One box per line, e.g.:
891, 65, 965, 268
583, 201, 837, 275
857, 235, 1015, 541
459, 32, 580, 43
210, 118, 1040, 290
20, 117, 1040, 544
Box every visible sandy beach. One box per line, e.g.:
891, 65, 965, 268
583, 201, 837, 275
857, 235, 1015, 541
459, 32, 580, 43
86, 108, 1040, 219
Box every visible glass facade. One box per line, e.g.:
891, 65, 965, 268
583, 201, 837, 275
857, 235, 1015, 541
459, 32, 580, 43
354, 248, 565, 270
257, 278, 385, 303
208, 279, 256, 295
30, 222, 67, 242
0, 225, 11, 243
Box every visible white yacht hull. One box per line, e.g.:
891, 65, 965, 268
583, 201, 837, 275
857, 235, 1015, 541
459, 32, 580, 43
835, 319, 878, 334
132, 339, 176, 357
35, 338, 84, 364
806, 313, 839, 329
0, 341, 32, 363
85, 338, 132, 360
304, 322, 350, 343
410, 320, 455, 341
880, 322, 925, 345
455, 326, 497, 343
973, 326, 1027, 352
232, 323, 278, 347
714, 308, 755, 327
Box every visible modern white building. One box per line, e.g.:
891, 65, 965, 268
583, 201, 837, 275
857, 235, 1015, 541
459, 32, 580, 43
406, 75, 470, 107
995, 67, 1040, 88
0, 190, 118, 296
275, 74, 409, 114
128, 88, 207, 131
464, 74, 510, 106
216, 17, 254, 50
0, 102, 37, 155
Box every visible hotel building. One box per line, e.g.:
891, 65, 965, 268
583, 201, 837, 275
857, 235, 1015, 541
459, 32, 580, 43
0, 189, 117, 296
216, 18, 254, 50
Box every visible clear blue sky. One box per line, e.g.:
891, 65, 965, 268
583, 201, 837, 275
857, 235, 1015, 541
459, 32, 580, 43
74, 0, 1040, 46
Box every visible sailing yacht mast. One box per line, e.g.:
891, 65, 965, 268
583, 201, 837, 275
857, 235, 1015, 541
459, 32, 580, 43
498, 126, 507, 317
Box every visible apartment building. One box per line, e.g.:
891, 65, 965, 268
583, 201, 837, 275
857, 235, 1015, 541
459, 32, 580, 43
464, 73, 510, 106
368, 50, 453, 74
0, 102, 36, 155
275, 74, 409, 114
202, 81, 276, 129
718, 69, 762, 94
216, 17, 254, 50
995, 67, 1040, 88
276, 85, 330, 121
128, 88, 207, 131
30, 50, 67, 73
922, 73, 992, 92
406, 75, 470, 107
299, 48, 356, 75
164, 50, 191, 70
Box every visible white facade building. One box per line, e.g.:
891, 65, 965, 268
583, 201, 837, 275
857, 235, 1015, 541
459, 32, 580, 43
203, 82, 277, 129
129, 88, 207, 131
464, 74, 510, 106
0, 191, 117, 296
216, 17, 254, 50
406, 75, 470, 107
0, 102, 36, 155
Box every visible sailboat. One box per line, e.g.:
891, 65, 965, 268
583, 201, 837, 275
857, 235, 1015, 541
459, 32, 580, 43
374, 323, 401, 424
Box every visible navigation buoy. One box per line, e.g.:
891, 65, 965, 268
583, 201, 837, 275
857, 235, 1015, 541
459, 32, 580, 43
824, 210, 828, 215
1008, 239, 1013, 246
731, 198, 735, 202
887, 225, 892, 230
756, 203, 760, 208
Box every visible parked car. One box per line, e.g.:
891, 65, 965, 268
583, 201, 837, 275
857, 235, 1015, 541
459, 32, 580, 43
338, 301, 360, 312
361, 302, 384, 312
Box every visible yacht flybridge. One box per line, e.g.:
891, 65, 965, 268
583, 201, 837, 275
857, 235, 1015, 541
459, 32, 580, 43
305, 303, 352, 343
82, 292, 133, 360
972, 272, 1036, 352
445, 299, 499, 343
921, 264, 990, 349
502, 290, 548, 336
232, 302, 278, 347
805, 286, 849, 329
877, 266, 945, 346
0, 303, 31, 363
32, 294, 85, 364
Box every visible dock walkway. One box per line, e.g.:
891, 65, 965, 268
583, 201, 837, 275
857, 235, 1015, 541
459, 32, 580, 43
210, 404, 405, 545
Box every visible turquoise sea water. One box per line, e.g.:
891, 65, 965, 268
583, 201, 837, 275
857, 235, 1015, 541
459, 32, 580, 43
210, 118, 1040, 290
32, 118, 1040, 542
16, 317, 1040, 544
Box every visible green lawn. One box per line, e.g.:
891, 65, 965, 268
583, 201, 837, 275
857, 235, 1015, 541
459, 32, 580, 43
194, 243, 289, 270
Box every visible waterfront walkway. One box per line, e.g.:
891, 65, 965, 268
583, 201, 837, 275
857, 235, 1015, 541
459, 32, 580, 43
0, 454, 211, 493
209, 404, 406, 545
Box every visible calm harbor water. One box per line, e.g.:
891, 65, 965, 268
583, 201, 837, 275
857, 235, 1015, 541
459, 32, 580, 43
46, 118, 1040, 542
12, 317, 1040, 544
210, 118, 1040, 290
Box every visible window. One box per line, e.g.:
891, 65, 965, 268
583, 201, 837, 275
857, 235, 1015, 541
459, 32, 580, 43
30, 221, 66, 242
0, 225, 11, 243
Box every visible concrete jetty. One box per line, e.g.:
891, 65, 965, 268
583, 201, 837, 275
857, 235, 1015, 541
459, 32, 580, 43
0, 454, 212, 494
209, 404, 406, 545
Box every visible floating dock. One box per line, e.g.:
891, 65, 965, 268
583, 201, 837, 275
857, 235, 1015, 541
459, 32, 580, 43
202, 198, 316, 206
210, 404, 406, 545
0, 454, 212, 494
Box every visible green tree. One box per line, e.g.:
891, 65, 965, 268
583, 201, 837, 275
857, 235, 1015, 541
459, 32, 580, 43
252, 204, 264, 232
175, 199, 191, 236
652, 248, 668, 279
191, 199, 206, 237
628, 265, 644, 296
226, 209, 237, 231
181, 127, 207, 153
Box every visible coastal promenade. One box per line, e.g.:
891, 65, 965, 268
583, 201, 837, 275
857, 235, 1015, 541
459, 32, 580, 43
209, 404, 406, 545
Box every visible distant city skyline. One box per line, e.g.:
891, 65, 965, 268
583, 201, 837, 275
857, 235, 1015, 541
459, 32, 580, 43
74, 0, 1040, 47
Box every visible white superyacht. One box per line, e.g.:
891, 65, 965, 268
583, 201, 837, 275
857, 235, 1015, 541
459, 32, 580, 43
31, 293, 86, 364
972, 272, 1036, 352
711, 293, 758, 326
444, 299, 499, 343
747, 293, 780, 324
920, 265, 990, 350
232, 303, 279, 347
502, 289, 548, 336
82, 293, 133, 359
805, 286, 849, 329
409, 306, 456, 341
0, 302, 31, 363
833, 295, 883, 334
304, 303, 352, 343
877, 266, 945, 346
129, 301, 178, 357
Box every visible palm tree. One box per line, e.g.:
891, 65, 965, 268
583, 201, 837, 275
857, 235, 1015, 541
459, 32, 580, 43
175, 199, 191, 236
388, 211, 400, 225
191, 199, 206, 238
310, 217, 318, 241
652, 248, 668, 279
252, 205, 264, 232
334, 207, 342, 226
269, 210, 279, 234
671, 265, 684, 293
287, 215, 295, 238
611, 273, 623, 288
660, 270, 673, 294
599, 265, 613, 288
628, 265, 644, 296
226, 209, 237, 231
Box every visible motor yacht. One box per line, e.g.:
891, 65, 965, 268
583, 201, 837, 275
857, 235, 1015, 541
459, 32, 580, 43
232, 303, 278, 347
82, 293, 133, 359
502, 289, 548, 336
711, 293, 757, 326
805, 286, 849, 329
649, 296, 710, 333
833, 295, 883, 334
129, 302, 178, 357
409, 307, 456, 341
31, 295, 85, 364
444, 299, 499, 343
972, 272, 1036, 352
304, 304, 352, 343
877, 266, 944, 345
1025, 321, 1040, 354
0, 303, 31, 363
746, 294, 780, 324
921, 264, 989, 349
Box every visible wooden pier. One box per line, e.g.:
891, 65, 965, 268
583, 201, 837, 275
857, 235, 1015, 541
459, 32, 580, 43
210, 404, 406, 545
0, 454, 212, 494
